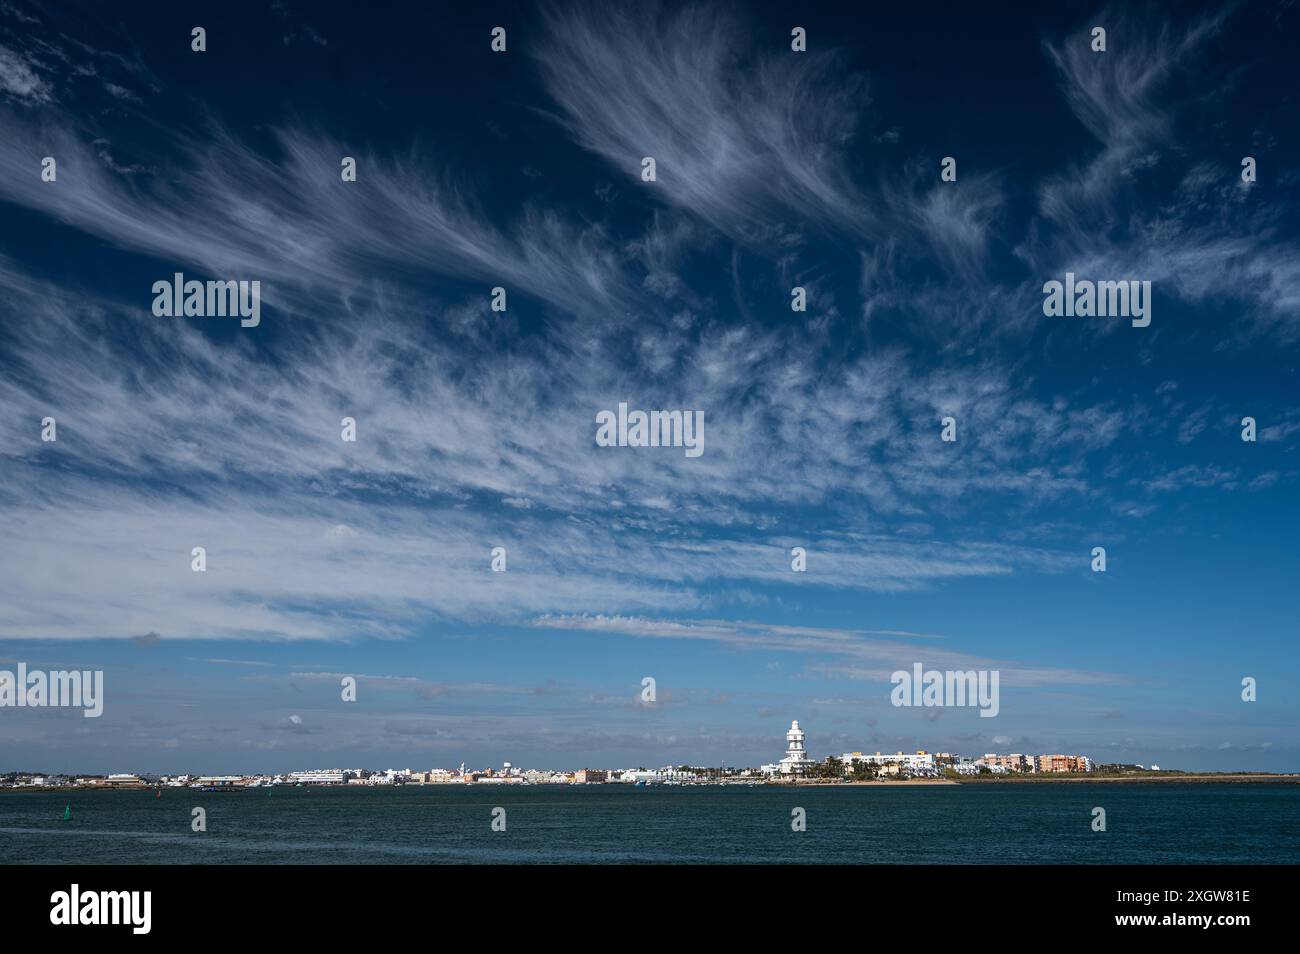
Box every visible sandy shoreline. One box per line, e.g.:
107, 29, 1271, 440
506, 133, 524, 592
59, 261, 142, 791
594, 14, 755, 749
772, 774, 1300, 786
5, 774, 1297, 794
774, 778, 959, 786
954, 773, 1299, 784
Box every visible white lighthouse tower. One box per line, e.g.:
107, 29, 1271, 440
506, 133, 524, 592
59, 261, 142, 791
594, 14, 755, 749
779, 720, 814, 775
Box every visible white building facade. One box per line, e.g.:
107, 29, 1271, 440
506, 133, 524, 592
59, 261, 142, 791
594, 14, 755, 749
841, 751, 937, 773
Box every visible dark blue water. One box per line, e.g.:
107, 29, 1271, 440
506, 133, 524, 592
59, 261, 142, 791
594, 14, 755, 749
2, 784, 1297, 864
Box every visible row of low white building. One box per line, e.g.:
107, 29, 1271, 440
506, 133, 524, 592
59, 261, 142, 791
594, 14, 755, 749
835, 751, 1097, 776
612, 766, 701, 783
841, 751, 942, 773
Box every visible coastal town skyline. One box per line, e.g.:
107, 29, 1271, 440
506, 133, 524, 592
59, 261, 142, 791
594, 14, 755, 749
0, 724, 1119, 787
0, 717, 1161, 780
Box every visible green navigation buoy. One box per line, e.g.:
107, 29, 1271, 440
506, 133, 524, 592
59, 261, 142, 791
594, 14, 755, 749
62, 803, 71, 822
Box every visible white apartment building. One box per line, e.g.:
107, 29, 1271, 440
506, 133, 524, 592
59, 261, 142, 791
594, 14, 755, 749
524, 770, 566, 784
618, 766, 699, 783
842, 750, 937, 772
288, 771, 347, 784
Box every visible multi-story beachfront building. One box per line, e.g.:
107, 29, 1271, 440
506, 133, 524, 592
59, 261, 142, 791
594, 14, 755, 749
1037, 754, 1092, 773
841, 750, 937, 773
974, 753, 1093, 774
983, 753, 1031, 773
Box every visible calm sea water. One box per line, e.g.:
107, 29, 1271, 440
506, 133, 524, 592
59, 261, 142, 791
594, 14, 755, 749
2, 783, 1297, 864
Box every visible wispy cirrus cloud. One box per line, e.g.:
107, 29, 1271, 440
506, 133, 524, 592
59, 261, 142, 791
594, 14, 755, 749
0, 1, 1293, 653
0, 121, 634, 320
535, 1, 872, 240
534, 614, 1126, 689
0, 240, 1141, 525
1027, 6, 1300, 342
535, 1, 1012, 281
0, 42, 50, 102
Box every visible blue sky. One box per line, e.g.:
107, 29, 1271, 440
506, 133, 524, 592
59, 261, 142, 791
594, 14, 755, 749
1, 0, 1297, 774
